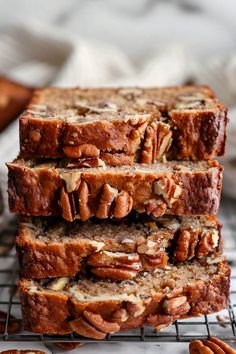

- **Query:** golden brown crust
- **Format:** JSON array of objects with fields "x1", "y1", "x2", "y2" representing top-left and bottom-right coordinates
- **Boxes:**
[
  {"x1": 19, "y1": 260, "x2": 230, "y2": 337},
  {"x1": 19, "y1": 86, "x2": 228, "y2": 162},
  {"x1": 7, "y1": 160, "x2": 223, "y2": 220},
  {"x1": 16, "y1": 216, "x2": 221, "y2": 279}
]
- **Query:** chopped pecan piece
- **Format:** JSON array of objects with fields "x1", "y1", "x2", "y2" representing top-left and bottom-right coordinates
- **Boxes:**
[
  {"x1": 146, "y1": 314, "x2": 174, "y2": 331},
  {"x1": 88, "y1": 250, "x2": 140, "y2": 267},
  {"x1": 166, "y1": 287, "x2": 184, "y2": 299},
  {"x1": 142, "y1": 252, "x2": 168, "y2": 267},
  {"x1": 60, "y1": 171, "x2": 81, "y2": 193},
  {"x1": 197, "y1": 230, "x2": 219, "y2": 257},
  {"x1": 95, "y1": 184, "x2": 118, "y2": 218},
  {"x1": 162, "y1": 295, "x2": 190, "y2": 316},
  {"x1": 153, "y1": 176, "x2": 182, "y2": 208},
  {"x1": 66, "y1": 157, "x2": 105, "y2": 169},
  {"x1": 144, "y1": 199, "x2": 167, "y2": 217},
  {"x1": 63, "y1": 143, "x2": 100, "y2": 158},
  {"x1": 69, "y1": 311, "x2": 120, "y2": 340},
  {"x1": 126, "y1": 300, "x2": 150, "y2": 317},
  {"x1": 141, "y1": 121, "x2": 172, "y2": 163},
  {"x1": 112, "y1": 308, "x2": 129, "y2": 323},
  {"x1": 88, "y1": 251, "x2": 141, "y2": 280},
  {"x1": 112, "y1": 191, "x2": 133, "y2": 218},
  {"x1": 47, "y1": 277, "x2": 69, "y2": 291},
  {"x1": 91, "y1": 267, "x2": 138, "y2": 281},
  {"x1": 189, "y1": 337, "x2": 236, "y2": 354}
]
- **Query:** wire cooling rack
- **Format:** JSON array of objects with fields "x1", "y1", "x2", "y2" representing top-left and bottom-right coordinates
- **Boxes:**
[{"x1": 0, "y1": 197, "x2": 236, "y2": 344}]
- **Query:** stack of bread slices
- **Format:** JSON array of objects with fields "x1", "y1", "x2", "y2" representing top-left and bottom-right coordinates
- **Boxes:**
[{"x1": 7, "y1": 86, "x2": 230, "y2": 338}]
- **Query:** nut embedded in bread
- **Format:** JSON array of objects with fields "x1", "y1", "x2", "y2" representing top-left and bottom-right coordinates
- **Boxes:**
[
  {"x1": 16, "y1": 215, "x2": 221, "y2": 279},
  {"x1": 19, "y1": 86, "x2": 228, "y2": 163},
  {"x1": 7, "y1": 159, "x2": 223, "y2": 221},
  {"x1": 19, "y1": 258, "x2": 230, "y2": 337}
]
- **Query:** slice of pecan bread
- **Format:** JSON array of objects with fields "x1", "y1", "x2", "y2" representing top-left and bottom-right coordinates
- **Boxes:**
[
  {"x1": 19, "y1": 258, "x2": 230, "y2": 337},
  {"x1": 17, "y1": 215, "x2": 221, "y2": 279},
  {"x1": 19, "y1": 86, "x2": 227, "y2": 164},
  {"x1": 7, "y1": 159, "x2": 223, "y2": 221}
]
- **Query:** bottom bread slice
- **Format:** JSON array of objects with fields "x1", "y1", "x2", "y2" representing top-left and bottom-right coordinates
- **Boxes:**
[{"x1": 19, "y1": 258, "x2": 230, "y2": 337}]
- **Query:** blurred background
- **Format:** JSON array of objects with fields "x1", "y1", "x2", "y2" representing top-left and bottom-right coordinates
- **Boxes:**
[{"x1": 0, "y1": 0, "x2": 236, "y2": 226}]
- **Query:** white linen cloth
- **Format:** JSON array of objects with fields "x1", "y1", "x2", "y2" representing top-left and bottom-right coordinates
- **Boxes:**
[{"x1": 0, "y1": 2, "x2": 236, "y2": 352}]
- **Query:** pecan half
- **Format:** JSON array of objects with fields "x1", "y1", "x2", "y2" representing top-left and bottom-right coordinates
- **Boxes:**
[
  {"x1": 142, "y1": 252, "x2": 168, "y2": 267},
  {"x1": 162, "y1": 296, "x2": 190, "y2": 316},
  {"x1": 174, "y1": 230, "x2": 199, "y2": 262},
  {"x1": 69, "y1": 311, "x2": 120, "y2": 340},
  {"x1": 59, "y1": 186, "x2": 75, "y2": 222},
  {"x1": 88, "y1": 251, "x2": 141, "y2": 280},
  {"x1": 95, "y1": 184, "x2": 118, "y2": 218},
  {"x1": 175, "y1": 228, "x2": 220, "y2": 262},
  {"x1": 83, "y1": 311, "x2": 120, "y2": 333},
  {"x1": 63, "y1": 143, "x2": 100, "y2": 159},
  {"x1": 69, "y1": 317, "x2": 106, "y2": 339},
  {"x1": 153, "y1": 177, "x2": 182, "y2": 208},
  {"x1": 141, "y1": 122, "x2": 172, "y2": 163},
  {"x1": 77, "y1": 180, "x2": 92, "y2": 221},
  {"x1": 112, "y1": 191, "x2": 133, "y2": 218},
  {"x1": 189, "y1": 337, "x2": 236, "y2": 354},
  {"x1": 92, "y1": 267, "x2": 138, "y2": 281}
]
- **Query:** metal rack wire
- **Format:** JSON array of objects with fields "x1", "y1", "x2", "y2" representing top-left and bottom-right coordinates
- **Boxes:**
[{"x1": 0, "y1": 197, "x2": 236, "y2": 344}]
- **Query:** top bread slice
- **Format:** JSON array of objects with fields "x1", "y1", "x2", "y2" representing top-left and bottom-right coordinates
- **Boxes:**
[{"x1": 19, "y1": 86, "x2": 227, "y2": 165}]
